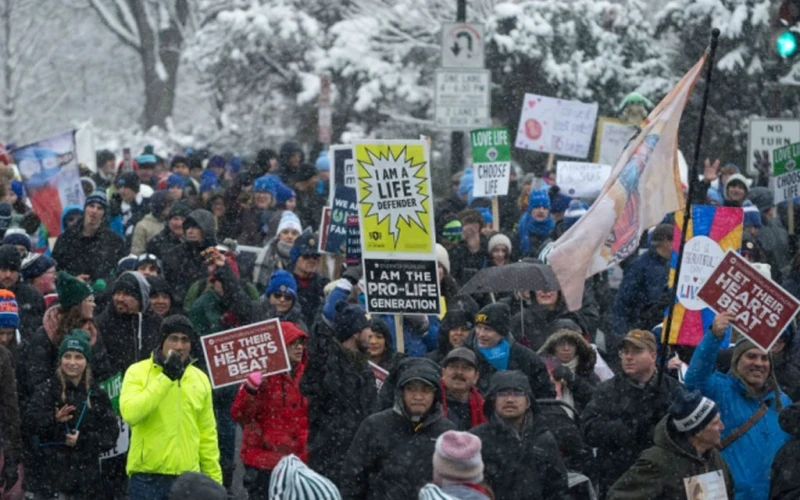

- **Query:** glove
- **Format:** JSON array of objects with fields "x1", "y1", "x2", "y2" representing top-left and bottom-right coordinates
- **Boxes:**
[
  {"x1": 342, "y1": 264, "x2": 363, "y2": 285},
  {"x1": 245, "y1": 372, "x2": 263, "y2": 394},
  {"x1": 162, "y1": 351, "x2": 185, "y2": 381},
  {"x1": 0, "y1": 455, "x2": 18, "y2": 493},
  {"x1": 551, "y1": 365, "x2": 576, "y2": 385}
]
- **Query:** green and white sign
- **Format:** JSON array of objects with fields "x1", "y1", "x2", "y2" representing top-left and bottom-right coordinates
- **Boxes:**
[
  {"x1": 772, "y1": 142, "x2": 800, "y2": 203},
  {"x1": 99, "y1": 372, "x2": 129, "y2": 460},
  {"x1": 470, "y1": 127, "x2": 511, "y2": 197}
]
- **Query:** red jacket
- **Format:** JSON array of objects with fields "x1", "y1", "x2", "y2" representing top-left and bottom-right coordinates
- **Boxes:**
[
  {"x1": 439, "y1": 380, "x2": 487, "y2": 429},
  {"x1": 231, "y1": 323, "x2": 308, "y2": 470}
]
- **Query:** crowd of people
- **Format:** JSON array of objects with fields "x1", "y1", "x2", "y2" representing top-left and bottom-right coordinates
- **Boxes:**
[{"x1": 0, "y1": 141, "x2": 797, "y2": 500}]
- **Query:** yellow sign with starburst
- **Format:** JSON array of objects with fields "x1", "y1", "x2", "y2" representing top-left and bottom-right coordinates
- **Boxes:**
[{"x1": 354, "y1": 141, "x2": 434, "y2": 255}]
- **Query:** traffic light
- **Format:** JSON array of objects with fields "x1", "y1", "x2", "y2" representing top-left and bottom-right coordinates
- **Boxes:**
[
  {"x1": 778, "y1": 30, "x2": 799, "y2": 58},
  {"x1": 776, "y1": 0, "x2": 800, "y2": 58}
]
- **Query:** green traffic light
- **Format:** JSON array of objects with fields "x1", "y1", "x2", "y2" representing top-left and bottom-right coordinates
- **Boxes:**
[{"x1": 777, "y1": 30, "x2": 798, "y2": 58}]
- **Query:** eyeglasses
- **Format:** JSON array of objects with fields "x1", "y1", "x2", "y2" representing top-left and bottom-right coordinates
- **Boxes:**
[
  {"x1": 271, "y1": 292, "x2": 293, "y2": 301},
  {"x1": 497, "y1": 389, "x2": 526, "y2": 398}
]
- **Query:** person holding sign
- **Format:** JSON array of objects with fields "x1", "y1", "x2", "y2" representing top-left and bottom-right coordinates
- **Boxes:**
[
  {"x1": 24, "y1": 330, "x2": 118, "y2": 500},
  {"x1": 608, "y1": 390, "x2": 734, "y2": 500},
  {"x1": 231, "y1": 321, "x2": 309, "y2": 500},
  {"x1": 121, "y1": 315, "x2": 222, "y2": 498},
  {"x1": 685, "y1": 312, "x2": 791, "y2": 500}
]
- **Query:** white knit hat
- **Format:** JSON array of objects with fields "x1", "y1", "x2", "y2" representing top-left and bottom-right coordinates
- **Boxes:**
[
  {"x1": 277, "y1": 211, "x2": 303, "y2": 235},
  {"x1": 436, "y1": 243, "x2": 451, "y2": 274},
  {"x1": 432, "y1": 431, "x2": 484, "y2": 485},
  {"x1": 268, "y1": 454, "x2": 341, "y2": 499},
  {"x1": 487, "y1": 233, "x2": 512, "y2": 254}
]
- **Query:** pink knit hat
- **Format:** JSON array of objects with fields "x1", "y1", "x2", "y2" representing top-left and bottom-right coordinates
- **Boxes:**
[{"x1": 432, "y1": 431, "x2": 484, "y2": 485}]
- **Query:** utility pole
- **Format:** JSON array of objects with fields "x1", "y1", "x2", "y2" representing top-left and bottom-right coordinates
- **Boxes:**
[{"x1": 450, "y1": 0, "x2": 467, "y2": 175}]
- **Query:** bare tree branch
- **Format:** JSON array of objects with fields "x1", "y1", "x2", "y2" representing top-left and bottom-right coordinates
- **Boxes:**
[{"x1": 88, "y1": 0, "x2": 140, "y2": 49}]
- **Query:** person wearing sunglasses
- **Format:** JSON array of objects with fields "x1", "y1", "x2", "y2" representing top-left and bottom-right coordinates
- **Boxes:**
[{"x1": 255, "y1": 270, "x2": 307, "y2": 332}]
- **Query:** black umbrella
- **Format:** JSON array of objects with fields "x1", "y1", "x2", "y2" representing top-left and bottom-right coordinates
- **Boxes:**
[{"x1": 457, "y1": 261, "x2": 560, "y2": 296}]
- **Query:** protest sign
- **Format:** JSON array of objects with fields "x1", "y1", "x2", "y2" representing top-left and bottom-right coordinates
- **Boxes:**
[
  {"x1": 364, "y1": 259, "x2": 440, "y2": 314},
  {"x1": 201, "y1": 319, "x2": 291, "y2": 389},
  {"x1": 555, "y1": 162, "x2": 612, "y2": 198},
  {"x1": 593, "y1": 117, "x2": 636, "y2": 166},
  {"x1": 515, "y1": 94, "x2": 598, "y2": 159},
  {"x1": 748, "y1": 119, "x2": 800, "y2": 176},
  {"x1": 663, "y1": 206, "x2": 743, "y2": 347},
  {"x1": 13, "y1": 130, "x2": 84, "y2": 237},
  {"x1": 325, "y1": 186, "x2": 357, "y2": 254},
  {"x1": 369, "y1": 361, "x2": 389, "y2": 391},
  {"x1": 99, "y1": 373, "x2": 129, "y2": 460},
  {"x1": 470, "y1": 127, "x2": 511, "y2": 197},
  {"x1": 318, "y1": 207, "x2": 332, "y2": 253},
  {"x1": 345, "y1": 215, "x2": 361, "y2": 266},
  {"x1": 684, "y1": 471, "x2": 729, "y2": 500},
  {"x1": 771, "y1": 142, "x2": 800, "y2": 204},
  {"x1": 328, "y1": 145, "x2": 356, "y2": 205},
  {"x1": 697, "y1": 250, "x2": 800, "y2": 352}
]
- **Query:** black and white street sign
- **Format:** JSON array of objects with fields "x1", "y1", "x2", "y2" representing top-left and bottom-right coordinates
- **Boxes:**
[{"x1": 441, "y1": 23, "x2": 485, "y2": 69}]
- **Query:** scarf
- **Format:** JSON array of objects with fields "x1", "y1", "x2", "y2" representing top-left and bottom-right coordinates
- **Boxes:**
[
  {"x1": 564, "y1": 357, "x2": 579, "y2": 373},
  {"x1": 277, "y1": 239, "x2": 294, "y2": 258},
  {"x1": 478, "y1": 338, "x2": 510, "y2": 371},
  {"x1": 516, "y1": 213, "x2": 555, "y2": 255}
]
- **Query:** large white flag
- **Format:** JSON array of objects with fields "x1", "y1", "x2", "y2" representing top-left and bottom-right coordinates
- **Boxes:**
[{"x1": 549, "y1": 55, "x2": 708, "y2": 310}]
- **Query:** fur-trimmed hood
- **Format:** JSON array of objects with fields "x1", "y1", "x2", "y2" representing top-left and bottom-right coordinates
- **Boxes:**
[{"x1": 538, "y1": 328, "x2": 596, "y2": 376}]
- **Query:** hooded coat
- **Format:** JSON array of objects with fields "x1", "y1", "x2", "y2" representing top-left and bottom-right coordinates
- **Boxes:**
[
  {"x1": 230, "y1": 325, "x2": 309, "y2": 471},
  {"x1": 771, "y1": 402, "x2": 800, "y2": 499},
  {"x1": 24, "y1": 373, "x2": 118, "y2": 497},
  {"x1": 300, "y1": 319, "x2": 377, "y2": 487},
  {"x1": 608, "y1": 416, "x2": 735, "y2": 500},
  {"x1": 95, "y1": 272, "x2": 162, "y2": 376},
  {"x1": 145, "y1": 225, "x2": 183, "y2": 260},
  {"x1": 162, "y1": 209, "x2": 217, "y2": 306},
  {"x1": 581, "y1": 368, "x2": 681, "y2": 497},
  {"x1": 51, "y1": 218, "x2": 127, "y2": 282},
  {"x1": 686, "y1": 332, "x2": 791, "y2": 500},
  {"x1": 471, "y1": 371, "x2": 569, "y2": 500},
  {"x1": 339, "y1": 361, "x2": 456, "y2": 500},
  {"x1": 537, "y1": 329, "x2": 600, "y2": 414},
  {"x1": 427, "y1": 309, "x2": 474, "y2": 365}
]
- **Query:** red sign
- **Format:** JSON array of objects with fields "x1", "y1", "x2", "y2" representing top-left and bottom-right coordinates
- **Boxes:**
[
  {"x1": 697, "y1": 250, "x2": 800, "y2": 352},
  {"x1": 318, "y1": 207, "x2": 332, "y2": 253},
  {"x1": 200, "y1": 319, "x2": 291, "y2": 389},
  {"x1": 369, "y1": 361, "x2": 389, "y2": 391}
]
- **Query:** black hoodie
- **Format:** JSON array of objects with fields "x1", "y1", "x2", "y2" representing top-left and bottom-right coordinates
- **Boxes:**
[
  {"x1": 162, "y1": 209, "x2": 217, "y2": 306},
  {"x1": 471, "y1": 371, "x2": 569, "y2": 500}
]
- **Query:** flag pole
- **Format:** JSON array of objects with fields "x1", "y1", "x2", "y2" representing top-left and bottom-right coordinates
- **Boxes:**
[{"x1": 657, "y1": 28, "x2": 721, "y2": 386}]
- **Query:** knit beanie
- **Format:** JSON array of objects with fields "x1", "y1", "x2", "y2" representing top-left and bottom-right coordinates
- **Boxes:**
[
  {"x1": 21, "y1": 253, "x2": 55, "y2": 281},
  {"x1": 112, "y1": 272, "x2": 144, "y2": 306},
  {"x1": 116, "y1": 254, "x2": 139, "y2": 274},
  {"x1": 84, "y1": 190, "x2": 108, "y2": 210},
  {"x1": 436, "y1": 244, "x2": 451, "y2": 274},
  {"x1": 290, "y1": 232, "x2": 320, "y2": 267},
  {"x1": 333, "y1": 301, "x2": 370, "y2": 342},
  {"x1": 199, "y1": 170, "x2": 220, "y2": 194},
  {"x1": 563, "y1": 200, "x2": 588, "y2": 229},
  {"x1": 457, "y1": 170, "x2": 474, "y2": 198},
  {"x1": 441, "y1": 219, "x2": 462, "y2": 242},
  {"x1": 433, "y1": 431, "x2": 484, "y2": 485},
  {"x1": 743, "y1": 201, "x2": 762, "y2": 228},
  {"x1": 268, "y1": 454, "x2": 342, "y2": 500},
  {"x1": 0, "y1": 290, "x2": 19, "y2": 329},
  {"x1": 527, "y1": 189, "x2": 551, "y2": 211},
  {"x1": 116, "y1": 171, "x2": 141, "y2": 192},
  {"x1": 58, "y1": 329, "x2": 92, "y2": 363},
  {"x1": 487, "y1": 233, "x2": 512, "y2": 255},
  {"x1": 166, "y1": 173, "x2": 186, "y2": 189},
  {"x1": 56, "y1": 271, "x2": 93, "y2": 309},
  {"x1": 170, "y1": 200, "x2": 192, "y2": 219},
  {"x1": 729, "y1": 336, "x2": 783, "y2": 409},
  {"x1": 277, "y1": 211, "x2": 303, "y2": 235},
  {"x1": 2, "y1": 228, "x2": 31, "y2": 251},
  {"x1": 550, "y1": 193, "x2": 572, "y2": 214},
  {"x1": 0, "y1": 245, "x2": 21, "y2": 271},
  {"x1": 275, "y1": 182, "x2": 296, "y2": 205},
  {"x1": 477, "y1": 208, "x2": 492, "y2": 225},
  {"x1": 160, "y1": 314, "x2": 196, "y2": 347},
  {"x1": 253, "y1": 174, "x2": 278, "y2": 195},
  {"x1": 474, "y1": 303, "x2": 510, "y2": 337},
  {"x1": 668, "y1": 390, "x2": 718, "y2": 436},
  {"x1": 208, "y1": 155, "x2": 226, "y2": 170},
  {"x1": 265, "y1": 270, "x2": 298, "y2": 300},
  {"x1": 725, "y1": 174, "x2": 749, "y2": 198},
  {"x1": 748, "y1": 187, "x2": 774, "y2": 212}
]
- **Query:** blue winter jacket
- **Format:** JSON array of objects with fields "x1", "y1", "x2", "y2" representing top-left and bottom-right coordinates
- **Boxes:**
[
  {"x1": 612, "y1": 249, "x2": 669, "y2": 335},
  {"x1": 685, "y1": 331, "x2": 791, "y2": 500}
]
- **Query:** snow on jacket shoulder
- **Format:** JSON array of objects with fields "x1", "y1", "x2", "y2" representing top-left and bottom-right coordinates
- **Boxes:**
[
  {"x1": 120, "y1": 355, "x2": 222, "y2": 483},
  {"x1": 686, "y1": 331, "x2": 791, "y2": 500}
]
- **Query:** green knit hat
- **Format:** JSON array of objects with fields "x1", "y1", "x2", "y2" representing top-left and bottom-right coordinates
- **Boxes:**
[
  {"x1": 56, "y1": 271, "x2": 93, "y2": 309},
  {"x1": 58, "y1": 329, "x2": 92, "y2": 363}
]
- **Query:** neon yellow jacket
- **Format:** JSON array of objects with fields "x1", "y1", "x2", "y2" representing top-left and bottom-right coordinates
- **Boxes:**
[{"x1": 120, "y1": 355, "x2": 222, "y2": 483}]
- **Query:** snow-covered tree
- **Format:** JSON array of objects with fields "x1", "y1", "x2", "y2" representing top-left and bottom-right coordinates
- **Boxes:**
[{"x1": 656, "y1": 0, "x2": 799, "y2": 168}]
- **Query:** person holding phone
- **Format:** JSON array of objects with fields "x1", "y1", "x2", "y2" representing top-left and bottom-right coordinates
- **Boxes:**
[{"x1": 120, "y1": 315, "x2": 221, "y2": 500}]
